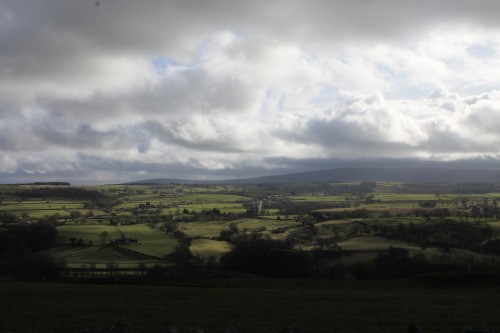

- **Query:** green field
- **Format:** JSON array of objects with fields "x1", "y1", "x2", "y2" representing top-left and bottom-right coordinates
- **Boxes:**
[
  {"x1": 289, "y1": 195, "x2": 351, "y2": 201},
  {"x1": 190, "y1": 239, "x2": 234, "y2": 259},
  {"x1": 51, "y1": 224, "x2": 178, "y2": 267},
  {"x1": 178, "y1": 218, "x2": 297, "y2": 238}
]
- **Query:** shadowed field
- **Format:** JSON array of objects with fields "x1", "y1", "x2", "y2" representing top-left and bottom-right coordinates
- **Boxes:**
[{"x1": 2, "y1": 278, "x2": 500, "y2": 333}]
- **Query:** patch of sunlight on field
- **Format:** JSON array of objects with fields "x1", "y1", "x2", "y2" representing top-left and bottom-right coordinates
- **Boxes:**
[
  {"x1": 19, "y1": 210, "x2": 70, "y2": 218},
  {"x1": 374, "y1": 194, "x2": 438, "y2": 201},
  {"x1": 177, "y1": 202, "x2": 247, "y2": 214},
  {"x1": 179, "y1": 219, "x2": 298, "y2": 238},
  {"x1": 117, "y1": 224, "x2": 178, "y2": 258},
  {"x1": 235, "y1": 218, "x2": 298, "y2": 232},
  {"x1": 114, "y1": 202, "x2": 141, "y2": 209},
  {"x1": 174, "y1": 194, "x2": 251, "y2": 202},
  {"x1": 487, "y1": 221, "x2": 500, "y2": 231},
  {"x1": 316, "y1": 220, "x2": 353, "y2": 227},
  {"x1": 448, "y1": 193, "x2": 500, "y2": 198},
  {"x1": 123, "y1": 193, "x2": 165, "y2": 202},
  {"x1": 179, "y1": 221, "x2": 229, "y2": 238},
  {"x1": 190, "y1": 239, "x2": 234, "y2": 260},
  {"x1": 338, "y1": 235, "x2": 421, "y2": 251},
  {"x1": 359, "y1": 202, "x2": 420, "y2": 209},
  {"x1": 56, "y1": 225, "x2": 122, "y2": 244},
  {"x1": 289, "y1": 195, "x2": 348, "y2": 202}
]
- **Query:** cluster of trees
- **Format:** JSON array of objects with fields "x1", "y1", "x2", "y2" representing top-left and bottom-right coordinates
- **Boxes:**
[
  {"x1": 220, "y1": 234, "x2": 313, "y2": 278},
  {"x1": 7, "y1": 187, "x2": 122, "y2": 209},
  {"x1": 18, "y1": 187, "x2": 104, "y2": 200},
  {"x1": 0, "y1": 220, "x2": 59, "y2": 278},
  {"x1": 376, "y1": 220, "x2": 494, "y2": 253},
  {"x1": 333, "y1": 246, "x2": 500, "y2": 280},
  {"x1": 219, "y1": 237, "x2": 500, "y2": 279}
]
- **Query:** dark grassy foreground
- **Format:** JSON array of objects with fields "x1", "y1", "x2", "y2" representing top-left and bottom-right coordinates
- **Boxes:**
[{"x1": 2, "y1": 276, "x2": 500, "y2": 333}]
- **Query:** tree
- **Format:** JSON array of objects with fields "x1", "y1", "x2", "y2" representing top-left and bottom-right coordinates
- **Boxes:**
[
  {"x1": 99, "y1": 231, "x2": 109, "y2": 245},
  {"x1": 69, "y1": 210, "x2": 82, "y2": 220},
  {"x1": 168, "y1": 243, "x2": 194, "y2": 270}
]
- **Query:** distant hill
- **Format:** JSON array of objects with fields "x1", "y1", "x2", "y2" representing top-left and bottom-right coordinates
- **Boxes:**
[{"x1": 122, "y1": 167, "x2": 500, "y2": 185}]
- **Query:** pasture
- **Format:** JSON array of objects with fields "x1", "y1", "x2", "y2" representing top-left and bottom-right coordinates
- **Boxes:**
[
  {"x1": 51, "y1": 224, "x2": 179, "y2": 268},
  {"x1": 190, "y1": 239, "x2": 234, "y2": 260},
  {"x1": 177, "y1": 218, "x2": 297, "y2": 239}
]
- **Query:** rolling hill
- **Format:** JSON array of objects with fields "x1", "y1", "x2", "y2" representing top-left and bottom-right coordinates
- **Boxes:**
[{"x1": 123, "y1": 167, "x2": 500, "y2": 185}]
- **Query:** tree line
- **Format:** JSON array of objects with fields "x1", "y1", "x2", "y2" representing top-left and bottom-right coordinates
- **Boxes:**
[{"x1": 0, "y1": 218, "x2": 59, "y2": 278}]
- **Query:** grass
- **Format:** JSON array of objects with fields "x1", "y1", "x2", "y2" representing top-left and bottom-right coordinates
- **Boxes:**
[
  {"x1": 43, "y1": 246, "x2": 167, "y2": 268},
  {"x1": 373, "y1": 194, "x2": 440, "y2": 201},
  {"x1": 117, "y1": 224, "x2": 179, "y2": 258},
  {"x1": 56, "y1": 225, "x2": 122, "y2": 244},
  {"x1": 337, "y1": 235, "x2": 422, "y2": 252},
  {"x1": 178, "y1": 219, "x2": 298, "y2": 239},
  {"x1": 178, "y1": 203, "x2": 245, "y2": 210},
  {"x1": 2, "y1": 278, "x2": 500, "y2": 333},
  {"x1": 289, "y1": 195, "x2": 350, "y2": 202},
  {"x1": 235, "y1": 218, "x2": 297, "y2": 232},
  {"x1": 51, "y1": 224, "x2": 179, "y2": 266},
  {"x1": 173, "y1": 193, "x2": 251, "y2": 202},
  {"x1": 189, "y1": 239, "x2": 234, "y2": 260},
  {"x1": 179, "y1": 220, "x2": 231, "y2": 238}
]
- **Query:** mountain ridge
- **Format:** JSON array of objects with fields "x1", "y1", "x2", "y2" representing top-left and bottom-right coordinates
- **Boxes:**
[{"x1": 121, "y1": 167, "x2": 500, "y2": 185}]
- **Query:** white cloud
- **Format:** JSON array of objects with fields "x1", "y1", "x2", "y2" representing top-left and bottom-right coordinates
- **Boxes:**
[{"x1": 3, "y1": 1, "x2": 500, "y2": 183}]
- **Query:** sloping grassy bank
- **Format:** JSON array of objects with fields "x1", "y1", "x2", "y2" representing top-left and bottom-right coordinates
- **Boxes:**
[{"x1": 1, "y1": 277, "x2": 500, "y2": 333}]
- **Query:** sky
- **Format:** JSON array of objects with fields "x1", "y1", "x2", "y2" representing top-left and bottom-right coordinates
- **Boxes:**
[{"x1": 2, "y1": 1, "x2": 500, "y2": 184}]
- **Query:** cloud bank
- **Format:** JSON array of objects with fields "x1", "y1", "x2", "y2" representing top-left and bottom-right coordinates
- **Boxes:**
[{"x1": 2, "y1": 0, "x2": 500, "y2": 183}]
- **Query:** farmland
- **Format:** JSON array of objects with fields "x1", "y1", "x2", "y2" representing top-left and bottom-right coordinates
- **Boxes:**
[{"x1": 2, "y1": 181, "x2": 500, "y2": 277}]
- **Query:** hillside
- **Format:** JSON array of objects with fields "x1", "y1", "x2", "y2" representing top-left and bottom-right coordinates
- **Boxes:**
[{"x1": 123, "y1": 167, "x2": 500, "y2": 185}]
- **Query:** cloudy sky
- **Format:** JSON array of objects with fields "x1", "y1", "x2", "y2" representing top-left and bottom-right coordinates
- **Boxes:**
[{"x1": 2, "y1": 0, "x2": 500, "y2": 184}]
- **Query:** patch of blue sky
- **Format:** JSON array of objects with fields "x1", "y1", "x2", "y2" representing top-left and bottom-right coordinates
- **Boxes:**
[
  {"x1": 456, "y1": 84, "x2": 496, "y2": 97},
  {"x1": 376, "y1": 62, "x2": 398, "y2": 76},
  {"x1": 261, "y1": 90, "x2": 286, "y2": 113},
  {"x1": 384, "y1": 86, "x2": 431, "y2": 101},
  {"x1": 152, "y1": 56, "x2": 181, "y2": 76},
  {"x1": 374, "y1": 64, "x2": 431, "y2": 100},
  {"x1": 468, "y1": 44, "x2": 497, "y2": 58},
  {"x1": 277, "y1": 94, "x2": 286, "y2": 112},
  {"x1": 311, "y1": 86, "x2": 339, "y2": 107}
]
